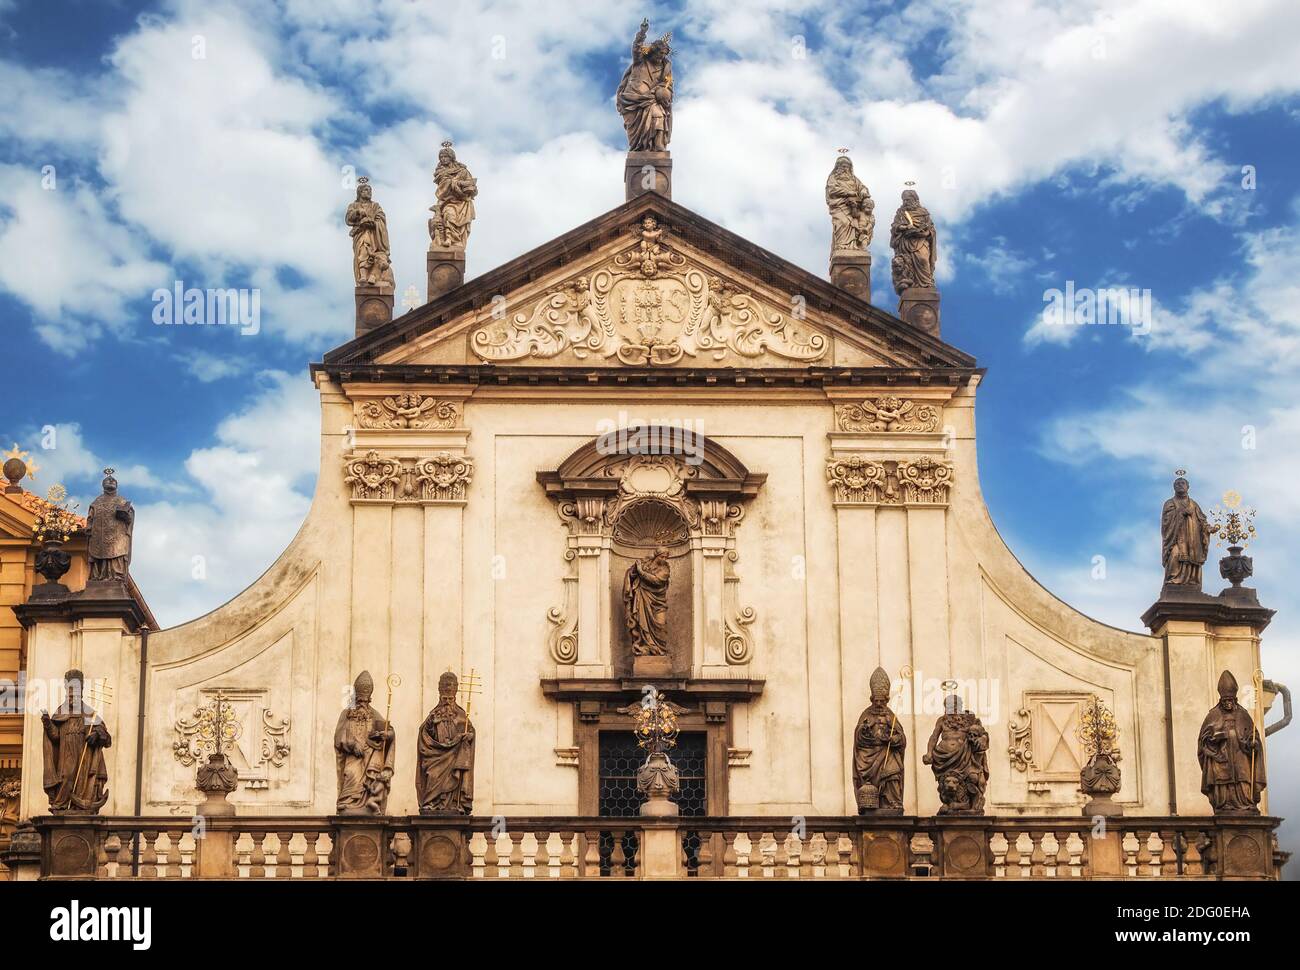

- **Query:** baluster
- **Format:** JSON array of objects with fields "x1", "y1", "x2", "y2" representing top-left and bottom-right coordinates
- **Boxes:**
[
  {"x1": 722, "y1": 832, "x2": 739, "y2": 878},
  {"x1": 807, "y1": 832, "x2": 827, "y2": 879},
  {"x1": 287, "y1": 832, "x2": 306, "y2": 879},
  {"x1": 508, "y1": 832, "x2": 526, "y2": 878},
  {"x1": 1183, "y1": 830, "x2": 1204, "y2": 876},
  {"x1": 1122, "y1": 830, "x2": 1140, "y2": 877},
  {"x1": 1147, "y1": 831, "x2": 1166, "y2": 878},
  {"x1": 313, "y1": 832, "x2": 331, "y2": 878},
  {"x1": 581, "y1": 830, "x2": 600, "y2": 878},
  {"x1": 1006, "y1": 831, "x2": 1023, "y2": 878},
  {"x1": 275, "y1": 830, "x2": 293, "y2": 879},
  {"x1": 557, "y1": 832, "x2": 576, "y2": 878},
  {"x1": 468, "y1": 831, "x2": 487, "y2": 878},
  {"x1": 154, "y1": 832, "x2": 173, "y2": 878},
  {"x1": 525, "y1": 831, "x2": 544, "y2": 878},
  {"x1": 177, "y1": 831, "x2": 197, "y2": 878},
  {"x1": 610, "y1": 830, "x2": 628, "y2": 879},
  {"x1": 909, "y1": 832, "x2": 936, "y2": 877},
  {"x1": 990, "y1": 831, "x2": 1010, "y2": 878},
  {"x1": 695, "y1": 830, "x2": 714, "y2": 878},
  {"x1": 540, "y1": 832, "x2": 559, "y2": 878},
  {"x1": 1041, "y1": 831, "x2": 1061, "y2": 878},
  {"x1": 235, "y1": 831, "x2": 254, "y2": 878},
  {"x1": 1066, "y1": 831, "x2": 1085, "y2": 878},
  {"x1": 102, "y1": 833, "x2": 122, "y2": 878},
  {"x1": 139, "y1": 830, "x2": 158, "y2": 878},
  {"x1": 483, "y1": 830, "x2": 500, "y2": 878},
  {"x1": 759, "y1": 831, "x2": 777, "y2": 878},
  {"x1": 785, "y1": 831, "x2": 802, "y2": 879},
  {"x1": 495, "y1": 831, "x2": 513, "y2": 878},
  {"x1": 1025, "y1": 831, "x2": 1043, "y2": 878}
]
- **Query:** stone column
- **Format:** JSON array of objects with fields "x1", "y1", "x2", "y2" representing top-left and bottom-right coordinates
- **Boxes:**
[
  {"x1": 428, "y1": 249, "x2": 466, "y2": 303},
  {"x1": 625, "y1": 151, "x2": 672, "y2": 200}
]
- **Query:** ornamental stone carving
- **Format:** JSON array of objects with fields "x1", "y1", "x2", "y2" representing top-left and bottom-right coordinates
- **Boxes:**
[
  {"x1": 471, "y1": 217, "x2": 828, "y2": 367},
  {"x1": 344, "y1": 451, "x2": 474, "y2": 504},
  {"x1": 173, "y1": 690, "x2": 291, "y2": 792},
  {"x1": 826, "y1": 456, "x2": 953, "y2": 506},
  {"x1": 416, "y1": 453, "x2": 474, "y2": 502},
  {"x1": 355, "y1": 395, "x2": 461, "y2": 430},
  {"x1": 835, "y1": 396, "x2": 941, "y2": 433}
]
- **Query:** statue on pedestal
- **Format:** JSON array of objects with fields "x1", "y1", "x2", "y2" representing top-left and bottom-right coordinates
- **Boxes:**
[
  {"x1": 623, "y1": 546, "x2": 671, "y2": 656},
  {"x1": 853, "y1": 667, "x2": 906, "y2": 814},
  {"x1": 345, "y1": 177, "x2": 394, "y2": 289},
  {"x1": 826, "y1": 155, "x2": 875, "y2": 256},
  {"x1": 1197, "y1": 670, "x2": 1265, "y2": 815},
  {"x1": 429, "y1": 142, "x2": 478, "y2": 251},
  {"x1": 41, "y1": 670, "x2": 111, "y2": 815},
  {"x1": 417, "y1": 672, "x2": 475, "y2": 815},
  {"x1": 616, "y1": 19, "x2": 673, "y2": 152},
  {"x1": 1161, "y1": 475, "x2": 1210, "y2": 590},
  {"x1": 890, "y1": 189, "x2": 937, "y2": 293},
  {"x1": 86, "y1": 468, "x2": 133, "y2": 583},
  {"x1": 923, "y1": 693, "x2": 989, "y2": 815},
  {"x1": 335, "y1": 671, "x2": 395, "y2": 815}
]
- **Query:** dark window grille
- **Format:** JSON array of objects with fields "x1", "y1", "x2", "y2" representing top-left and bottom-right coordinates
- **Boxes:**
[{"x1": 597, "y1": 730, "x2": 707, "y2": 875}]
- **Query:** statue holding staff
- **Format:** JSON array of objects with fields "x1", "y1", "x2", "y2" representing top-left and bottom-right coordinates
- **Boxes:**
[
  {"x1": 41, "y1": 670, "x2": 111, "y2": 815},
  {"x1": 416, "y1": 672, "x2": 475, "y2": 815},
  {"x1": 616, "y1": 18, "x2": 674, "y2": 152},
  {"x1": 334, "y1": 671, "x2": 395, "y2": 815}
]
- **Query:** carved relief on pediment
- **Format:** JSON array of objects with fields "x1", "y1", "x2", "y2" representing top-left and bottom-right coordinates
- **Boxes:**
[{"x1": 469, "y1": 217, "x2": 829, "y2": 367}]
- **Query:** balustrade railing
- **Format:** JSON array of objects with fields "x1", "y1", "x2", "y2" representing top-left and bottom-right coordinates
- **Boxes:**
[{"x1": 14, "y1": 813, "x2": 1281, "y2": 881}]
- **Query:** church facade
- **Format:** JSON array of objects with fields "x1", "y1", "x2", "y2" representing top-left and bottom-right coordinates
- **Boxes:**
[{"x1": 5, "y1": 22, "x2": 1287, "y2": 881}]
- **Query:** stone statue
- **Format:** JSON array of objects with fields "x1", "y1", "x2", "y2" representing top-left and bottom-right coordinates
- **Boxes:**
[
  {"x1": 826, "y1": 156, "x2": 875, "y2": 256},
  {"x1": 40, "y1": 670, "x2": 111, "y2": 815},
  {"x1": 923, "y1": 693, "x2": 989, "y2": 815},
  {"x1": 416, "y1": 672, "x2": 475, "y2": 815},
  {"x1": 1197, "y1": 670, "x2": 1265, "y2": 815},
  {"x1": 345, "y1": 177, "x2": 394, "y2": 288},
  {"x1": 623, "y1": 546, "x2": 671, "y2": 656},
  {"x1": 616, "y1": 18, "x2": 673, "y2": 152},
  {"x1": 853, "y1": 666, "x2": 905, "y2": 814},
  {"x1": 1161, "y1": 475, "x2": 1211, "y2": 589},
  {"x1": 86, "y1": 468, "x2": 133, "y2": 583},
  {"x1": 334, "y1": 671, "x2": 395, "y2": 815},
  {"x1": 889, "y1": 188, "x2": 937, "y2": 293},
  {"x1": 429, "y1": 142, "x2": 478, "y2": 251}
]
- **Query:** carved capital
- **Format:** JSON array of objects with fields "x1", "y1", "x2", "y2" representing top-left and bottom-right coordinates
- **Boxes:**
[
  {"x1": 415, "y1": 452, "x2": 474, "y2": 502},
  {"x1": 826, "y1": 455, "x2": 953, "y2": 507},
  {"x1": 345, "y1": 450, "x2": 402, "y2": 501}
]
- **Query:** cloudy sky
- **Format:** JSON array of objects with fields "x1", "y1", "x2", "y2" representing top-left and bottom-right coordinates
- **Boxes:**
[{"x1": 2, "y1": 0, "x2": 1298, "y2": 854}]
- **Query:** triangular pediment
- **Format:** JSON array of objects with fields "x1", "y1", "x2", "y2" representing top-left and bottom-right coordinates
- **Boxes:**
[{"x1": 322, "y1": 194, "x2": 975, "y2": 373}]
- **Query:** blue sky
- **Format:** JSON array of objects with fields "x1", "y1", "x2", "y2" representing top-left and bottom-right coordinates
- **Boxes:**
[{"x1": 3, "y1": 0, "x2": 1299, "y2": 848}]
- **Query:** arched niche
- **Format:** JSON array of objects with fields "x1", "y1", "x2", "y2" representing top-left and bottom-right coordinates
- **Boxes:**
[{"x1": 537, "y1": 428, "x2": 766, "y2": 679}]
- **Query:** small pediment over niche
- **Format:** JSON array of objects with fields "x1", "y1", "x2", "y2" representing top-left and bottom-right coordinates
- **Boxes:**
[{"x1": 327, "y1": 194, "x2": 974, "y2": 373}]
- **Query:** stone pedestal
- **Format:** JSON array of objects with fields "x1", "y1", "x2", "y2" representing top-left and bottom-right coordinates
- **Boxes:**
[
  {"x1": 354, "y1": 284, "x2": 394, "y2": 336},
  {"x1": 625, "y1": 151, "x2": 672, "y2": 200},
  {"x1": 427, "y1": 249, "x2": 466, "y2": 303},
  {"x1": 1082, "y1": 792, "x2": 1123, "y2": 817},
  {"x1": 638, "y1": 820, "x2": 681, "y2": 878},
  {"x1": 632, "y1": 654, "x2": 673, "y2": 679},
  {"x1": 332, "y1": 817, "x2": 387, "y2": 879},
  {"x1": 898, "y1": 286, "x2": 940, "y2": 337},
  {"x1": 830, "y1": 251, "x2": 871, "y2": 303}
]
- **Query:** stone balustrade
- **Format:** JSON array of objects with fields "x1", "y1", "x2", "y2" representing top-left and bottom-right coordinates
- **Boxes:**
[{"x1": 12, "y1": 814, "x2": 1283, "y2": 881}]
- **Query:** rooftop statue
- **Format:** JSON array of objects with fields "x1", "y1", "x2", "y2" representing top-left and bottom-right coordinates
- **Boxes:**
[
  {"x1": 86, "y1": 468, "x2": 133, "y2": 583},
  {"x1": 616, "y1": 18, "x2": 674, "y2": 152},
  {"x1": 890, "y1": 188, "x2": 937, "y2": 293},
  {"x1": 429, "y1": 141, "x2": 478, "y2": 251},
  {"x1": 1161, "y1": 475, "x2": 1210, "y2": 590},
  {"x1": 345, "y1": 177, "x2": 394, "y2": 289},
  {"x1": 826, "y1": 156, "x2": 875, "y2": 256}
]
